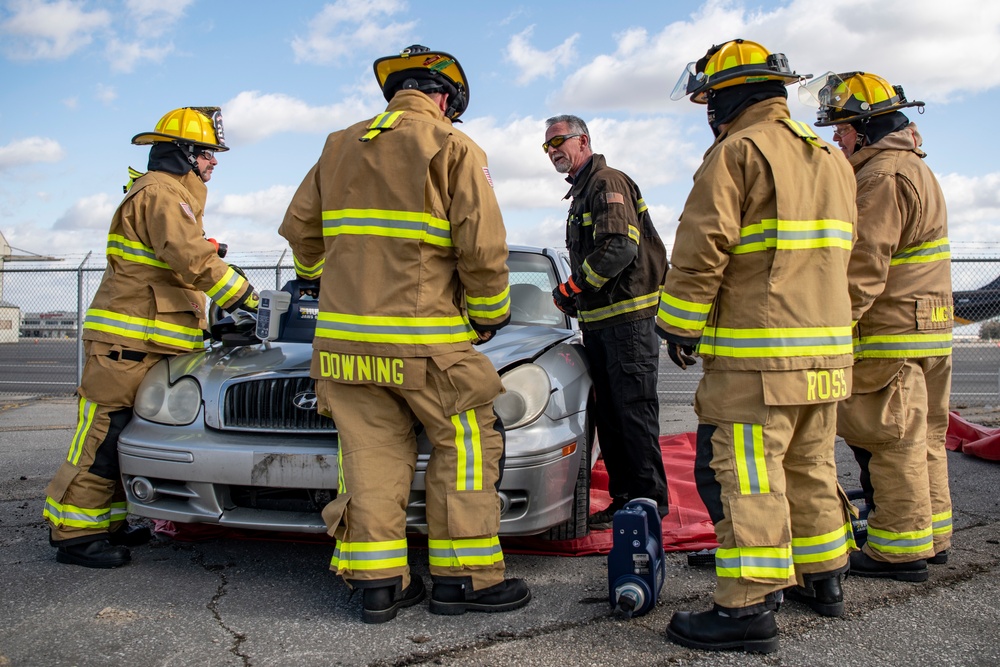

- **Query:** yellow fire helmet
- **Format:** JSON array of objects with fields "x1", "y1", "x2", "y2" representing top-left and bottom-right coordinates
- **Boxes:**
[
  {"x1": 799, "y1": 71, "x2": 924, "y2": 126},
  {"x1": 373, "y1": 45, "x2": 469, "y2": 120},
  {"x1": 131, "y1": 106, "x2": 229, "y2": 151},
  {"x1": 671, "y1": 39, "x2": 803, "y2": 103}
]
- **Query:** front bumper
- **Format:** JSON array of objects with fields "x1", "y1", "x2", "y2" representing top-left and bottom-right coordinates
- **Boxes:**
[{"x1": 119, "y1": 408, "x2": 587, "y2": 536}]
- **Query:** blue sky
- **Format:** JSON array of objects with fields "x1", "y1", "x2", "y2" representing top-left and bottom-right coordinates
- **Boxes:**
[{"x1": 2, "y1": 0, "x2": 999, "y2": 289}]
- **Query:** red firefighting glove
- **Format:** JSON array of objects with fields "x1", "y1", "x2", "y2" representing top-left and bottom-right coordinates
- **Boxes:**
[{"x1": 552, "y1": 277, "x2": 582, "y2": 317}]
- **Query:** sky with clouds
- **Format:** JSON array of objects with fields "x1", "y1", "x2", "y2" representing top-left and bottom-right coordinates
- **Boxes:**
[{"x1": 3, "y1": 0, "x2": 1000, "y2": 287}]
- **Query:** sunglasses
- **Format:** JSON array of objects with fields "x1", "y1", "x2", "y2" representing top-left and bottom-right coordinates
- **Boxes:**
[
  {"x1": 198, "y1": 150, "x2": 216, "y2": 161},
  {"x1": 542, "y1": 134, "x2": 581, "y2": 153}
]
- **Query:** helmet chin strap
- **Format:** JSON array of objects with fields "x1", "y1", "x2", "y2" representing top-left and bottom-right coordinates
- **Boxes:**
[{"x1": 179, "y1": 143, "x2": 203, "y2": 178}]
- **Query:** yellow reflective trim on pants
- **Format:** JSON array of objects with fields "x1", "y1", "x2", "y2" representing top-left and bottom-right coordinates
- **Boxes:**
[
  {"x1": 791, "y1": 522, "x2": 853, "y2": 564},
  {"x1": 715, "y1": 546, "x2": 793, "y2": 579},
  {"x1": 428, "y1": 536, "x2": 504, "y2": 568},
  {"x1": 452, "y1": 409, "x2": 483, "y2": 491},
  {"x1": 734, "y1": 423, "x2": 769, "y2": 495},
  {"x1": 932, "y1": 510, "x2": 952, "y2": 536},
  {"x1": 656, "y1": 291, "x2": 712, "y2": 331},
  {"x1": 866, "y1": 525, "x2": 934, "y2": 555},
  {"x1": 330, "y1": 538, "x2": 409, "y2": 570},
  {"x1": 68, "y1": 397, "x2": 97, "y2": 465},
  {"x1": 42, "y1": 499, "x2": 127, "y2": 529}
]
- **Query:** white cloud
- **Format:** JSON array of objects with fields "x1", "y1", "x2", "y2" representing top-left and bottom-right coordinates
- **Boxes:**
[
  {"x1": 504, "y1": 26, "x2": 579, "y2": 85},
  {"x1": 95, "y1": 83, "x2": 117, "y2": 105},
  {"x1": 0, "y1": 137, "x2": 66, "y2": 170},
  {"x1": 52, "y1": 193, "x2": 117, "y2": 231},
  {"x1": 939, "y1": 172, "x2": 1000, "y2": 244},
  {"x1": 0, "y1": 0, "x2": 110, "y2": 60},
  {"x1": 125, "y1": 0, "x2": 193, "y2": 27},
  {"x1": 210, "y1": 185, "x2": 297, "y2": 226},
  {"x1": 291, "y1": 0, "x2": 416, "y2": 65},
  {"x1": 550, "y1": 0, "x2": 1000, "y2": 112},
  {"x1": 105, "y1": 38, "x2": 174, "y2": 73},
  {"x1": 222, "y1": 91, "x2": 378, "y2": 144}
]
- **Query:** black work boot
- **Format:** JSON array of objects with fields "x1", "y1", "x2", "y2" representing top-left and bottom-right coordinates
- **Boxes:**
[
  {"x1": 108, "y1": 523, "x2": 153, "y2": 547},
  {"x1": 361, "y1": 576, "x2": 426, "y2": 624},
  {"x1": 927, "y1": 550, "x2": 948, "y2": 565},
  {"x1": 588, "y1": 501, "x2": 626, "y2": 531},
  {"x1": 55, "y1": 539, "x2": 131, "y2": 568},
  {"x1": 665, "y1": 608, "x2": 779, "y2": 654},
  {"x1": 429, "y1": 578, "x2": 531, "y2": 615},
  {"x1": 784, "y1": 574, "x2": 844, "y2": 617},
  {"x1": 850, "y1": 550, "x2": 928, "y2": 582}
]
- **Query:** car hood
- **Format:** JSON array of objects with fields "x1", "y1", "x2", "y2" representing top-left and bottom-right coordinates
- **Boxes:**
[{"x1": 167, "y1": 324, "x2": 578, "y2": 382}]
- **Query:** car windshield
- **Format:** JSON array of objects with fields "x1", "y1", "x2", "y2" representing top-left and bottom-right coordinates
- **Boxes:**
[{"x1": 507, "y1": 251, "x2": 565, "y2": 326}]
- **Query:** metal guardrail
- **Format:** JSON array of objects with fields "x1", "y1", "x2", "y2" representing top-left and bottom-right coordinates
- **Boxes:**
[{"x1": 2, "y1": 255, "x2": 999, "y2": 406}]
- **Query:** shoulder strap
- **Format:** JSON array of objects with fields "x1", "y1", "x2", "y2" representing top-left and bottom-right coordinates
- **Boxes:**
[
  {"x1": 360, "y1": 111, "x2": 406, "y2": 143},
  {"x1": 779, "y1": 118, "x2": 829, "y2": 152}
]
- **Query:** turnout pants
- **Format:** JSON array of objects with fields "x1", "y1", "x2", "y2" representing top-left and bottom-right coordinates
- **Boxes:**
[
  {"x1": 582, "y1": 318, "x2": 668, "y2": 507},
  {"x1": 694, "y1": 369, "x2": 854, "y2": 615},
  {"x1": 316, "y1": 350, "x2": 507, "y2": 592},
  {"x1": 839, "y1": 356, "x2": 953, "y2": 561},
  {"x1": 43, "y1": 341, "x2": 163, "y2": 545}
]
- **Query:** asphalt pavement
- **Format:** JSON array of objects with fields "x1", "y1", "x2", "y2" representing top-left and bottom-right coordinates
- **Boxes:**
[{"x1": 2, "y1": 390, "x2": 1000, "y2": 667}]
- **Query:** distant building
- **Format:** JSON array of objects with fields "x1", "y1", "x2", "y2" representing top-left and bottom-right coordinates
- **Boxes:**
[
  {"x1": 0, "y1": 301, "x2": 20, "y2": 344},
  {"x1": 20, "y1": 311, "x2": 78, "y2": 339}
]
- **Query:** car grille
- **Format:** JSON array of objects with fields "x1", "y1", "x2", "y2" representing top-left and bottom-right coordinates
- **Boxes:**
[{"x1": 223, "y1": 377, "x2": 336, "y2": 433}]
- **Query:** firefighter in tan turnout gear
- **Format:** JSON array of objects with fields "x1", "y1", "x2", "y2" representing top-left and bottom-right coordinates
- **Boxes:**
[
  {"x1": 43, "y1": 107, "x2": 259, "y2": 568},
  {"x1": 657, "y1": 40, "x2": 858, "y2": 653},
  {"x1": 802, "y1": 71, "x2": 953, "y2": 581},
  {"x1": 279, "y1": 45, "x2": 530, "y2": 624}
]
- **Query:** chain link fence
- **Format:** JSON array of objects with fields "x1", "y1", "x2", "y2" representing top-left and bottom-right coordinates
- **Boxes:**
[{"x1": 3, "y1": 253, "x2": 1000, "y2": 407}]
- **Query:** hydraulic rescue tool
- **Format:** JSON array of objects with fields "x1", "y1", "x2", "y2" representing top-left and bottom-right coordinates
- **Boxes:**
[{"x1": 607, "y1": 498, "x2": 665, "y2": 618}]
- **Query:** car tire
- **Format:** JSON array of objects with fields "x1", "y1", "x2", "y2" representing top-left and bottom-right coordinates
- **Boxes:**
[{"x1": 538, "y1": 409, "x2": 594, "y2": 541}]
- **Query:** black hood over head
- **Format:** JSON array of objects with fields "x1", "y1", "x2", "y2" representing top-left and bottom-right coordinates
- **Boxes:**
[
  {"x1": 147, "y1": 142, "x2": 194, "y2": 176},
  {"x1": 853, "y1": 111, "x2": 909, "y2": 147},
  {"x1": 707, "y1": 80, "x2": 787, "y2": 136}
]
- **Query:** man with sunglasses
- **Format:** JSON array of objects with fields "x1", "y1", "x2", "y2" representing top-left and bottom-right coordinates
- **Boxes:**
[
  {"x1": 543, "y1": 114, "x2": 669, "y2": 531},
  {"x1": 43, "y1": 107, "x2": 259, "y2": 569}
]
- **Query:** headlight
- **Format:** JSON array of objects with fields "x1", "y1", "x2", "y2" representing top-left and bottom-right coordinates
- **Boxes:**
[
  {"x1": 494, "y1": 363, "x2": 551, "y2": 429},
  {"x1": 133, "y1": 359, "x2": 202, "y2": 425}
]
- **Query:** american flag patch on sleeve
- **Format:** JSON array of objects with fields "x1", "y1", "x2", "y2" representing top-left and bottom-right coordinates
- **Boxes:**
[
  {"x1": 604, "y1": 192, "x2": 625, "y2": 205},
  {"x1": 482, "y1": 167, "x2": 494, "y2": 188}
]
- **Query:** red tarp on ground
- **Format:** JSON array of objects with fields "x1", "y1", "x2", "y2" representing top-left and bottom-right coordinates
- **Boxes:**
[
  {"x1": 946, "y1": 411, "x2": 1000, "y2": 462},
  {"x1": 153, "y1": 432, "x2": 719, "y2": 556}
]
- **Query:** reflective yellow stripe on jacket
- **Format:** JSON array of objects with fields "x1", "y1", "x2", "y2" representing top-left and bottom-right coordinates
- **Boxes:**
[
  {"x1": 466, "y1": 286, "x2": 510, "y2": 321},
  {"x1": 322, "y1": 208, "x2": 453, "y2": 247},
  {"x1": 203, "y1": 266, "x2": 249, "y2": 306},
  {"x1": 700, "y1": 326, "x2": 854, "y2": 358},
  {"x1": 579, "y1": 290, "x2": 660, "y2": 325},
  {"x1": 855, "y1": 332, "x2": 952, "y2": 359},
  {"x1": 657, "y1": 292, "x2": 712, "y2": 333},
  {"x1": 732, "y1": 218, "x2": 853, "y2": 254},
  {"x1": 106, "y1": 234, "x2": 170, "y2": 269},
  {"x1": 428, "y1": 536, "x2": 504, "y2": 568},
  {"x1": 890, "y1": 238, "x2": 950, "y2": 266},
  {"x1": 330, "y1": 538, "x2": 408, "y2": 571},
  {"x1": 315, "y1": 313, "x2": 476, "y2": 345},
  {"x1": 294, "y1": 255, "x2": 325, "y2": 280},
  {"x1": 83, "y1": 309, "x2": 205, "y2": 349}
]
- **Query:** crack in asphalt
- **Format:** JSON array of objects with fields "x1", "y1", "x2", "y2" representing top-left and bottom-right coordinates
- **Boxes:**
[{"x1": 191, "y1": 549, "x2": 251, "y2": 667}]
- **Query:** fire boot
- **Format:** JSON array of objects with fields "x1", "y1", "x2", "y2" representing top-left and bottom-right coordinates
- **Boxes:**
[
  {"x1": 784, "y1": 573, "x2": 844, "y2": 617},
  {"x1": 55, "y1": 539, "x2": 131, "y2": 569},
  {"x1": 361, "y1": 576, "x2": 426, "y2": 624},
  {"x1": 850, "y1": 551, "x2": 928, "y2": 582},
  {"x1": 429, "y1": 578, "x2": 531, "y2": 616},
  {"x1": 665, "y1": 608, "x2": 779, "y2": 654},
  {"x1": 928, "y1": 550, "x2": 948, "y2": 565},
  {"x1": 109, "y1": 523, "x2": 153, "y2": 547}
]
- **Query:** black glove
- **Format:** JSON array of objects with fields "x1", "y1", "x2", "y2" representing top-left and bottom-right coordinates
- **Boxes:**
[
  {"x1": 551, "y1": 285, "x2": 578, "y2": 317},
  {"x1": 667, "y1": 342, "x2": 698, "y2": 370}
]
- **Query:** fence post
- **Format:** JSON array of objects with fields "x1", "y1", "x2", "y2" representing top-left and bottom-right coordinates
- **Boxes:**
[
  {"x1": 276, "y1": 248, "x2": 287, "y2": 289},
  {"x1": 76, "y1": 251, "x2": 92, "y2": 386}
]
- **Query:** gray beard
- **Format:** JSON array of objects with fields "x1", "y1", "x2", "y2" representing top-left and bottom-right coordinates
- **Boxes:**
[{"x1": 553, "y1": 161, "x2": 571, "y2": 174}]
